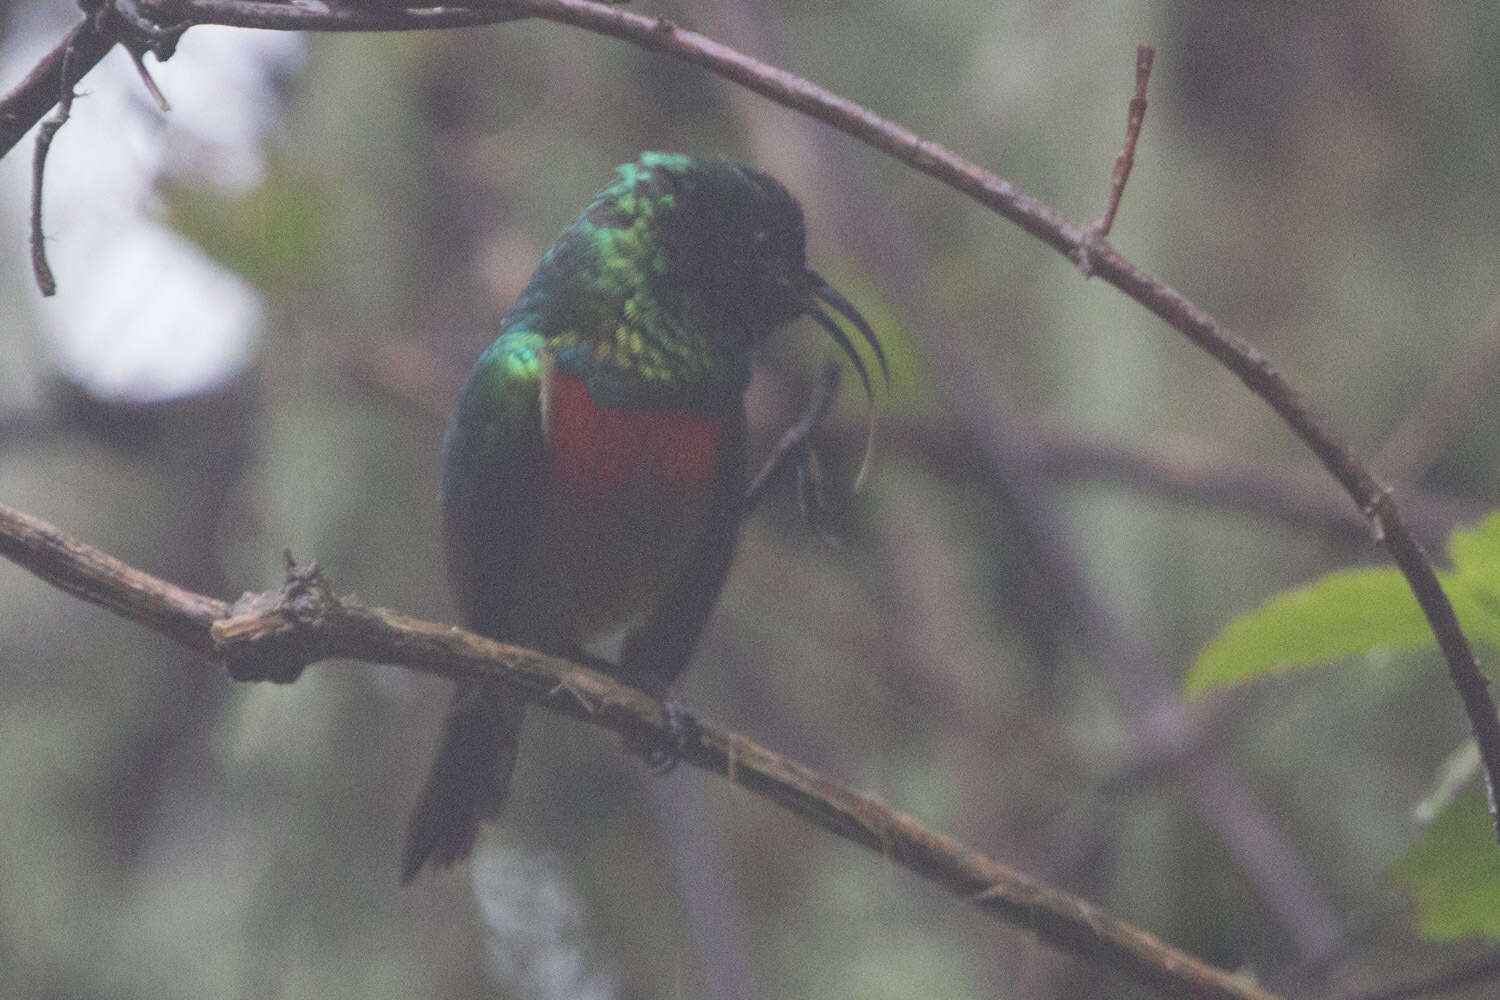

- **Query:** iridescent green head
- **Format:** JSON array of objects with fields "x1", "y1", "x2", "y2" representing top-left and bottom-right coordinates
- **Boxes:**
[
  {"x1": 524, "y1": 153, "x2": 886, "y2": 409},
  {"x1": 614, "y1": 153, "x2": 811, "y2": 341}
]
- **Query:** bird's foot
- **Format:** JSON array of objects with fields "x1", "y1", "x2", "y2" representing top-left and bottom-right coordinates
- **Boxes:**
[{"x1": 643, "y1": 691, "x2": 700, "y2": 775}]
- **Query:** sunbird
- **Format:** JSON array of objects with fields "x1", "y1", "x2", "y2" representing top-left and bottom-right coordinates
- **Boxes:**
[{"x1": 403, "y1": 152, "x2": 886, "y2": 882}]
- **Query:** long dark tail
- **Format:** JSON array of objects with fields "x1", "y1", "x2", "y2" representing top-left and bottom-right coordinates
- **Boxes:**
[{"x1": 400, "y1": 685, "x2": 526, "y2": 883}]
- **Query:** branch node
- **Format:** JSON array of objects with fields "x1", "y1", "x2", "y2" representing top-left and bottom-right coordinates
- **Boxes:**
[
  {"x1": 1068, "y1": 234, "x2": 1106, "y2": 279},
  {"x1": 111, "y1": 0, "x2": 189, "y2": 59},
  {"x1": 548, "y1": 675, "x2": 598, "y2": 715},
  {"x1": 1361, "y1": 486, "x2": 1394, "y2": 543},
  {"x1": 215, "y1": 555, "x2": 337, "y2": 684}
]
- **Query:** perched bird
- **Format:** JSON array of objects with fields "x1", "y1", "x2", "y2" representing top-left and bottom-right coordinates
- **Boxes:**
[{"x1": 402, "y1": 152, "x2": 886, "y2": 882}]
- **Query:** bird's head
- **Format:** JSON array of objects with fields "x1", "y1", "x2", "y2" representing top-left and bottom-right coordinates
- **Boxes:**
[{"x1": 580, "y1": 153, "x2": 888, "y2": 404}]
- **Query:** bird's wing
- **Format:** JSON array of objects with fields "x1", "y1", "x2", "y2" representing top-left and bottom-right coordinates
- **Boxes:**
[
  {"x1": 441, "y1": 329, "x2": 547, "y2": 637},
  {"x1": 404, "y1": 330, "x2": 546, "y2": 882},
  {"x1": 620, "y1": 406, "x2": 748, "y2": 692}
]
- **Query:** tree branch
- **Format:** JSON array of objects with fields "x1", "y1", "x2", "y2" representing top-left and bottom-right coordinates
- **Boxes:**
[
  {"x1": 1092, "y1": 44, "x2": 1153, "y2": 239},
  {"x1": 990, "y1": 424, "x2": 1481, "y2": 548},
  {"x1": 0, "y1": 499, "x2": 1279, "y2": 1000},
  {"x1": 3, "y1": 0, "x2": 1484, "y2": 830},
  {"x1": 472, "y1": 0, "x2": 1499, "y2": 837},
  {"x1": 0, "y1": 19, "x2": 114, "y2": 159}
]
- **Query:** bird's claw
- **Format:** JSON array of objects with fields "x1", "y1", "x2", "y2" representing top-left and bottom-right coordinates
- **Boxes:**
[{"x1": 643, "y1": 695, "x2": 699, "y2": 775}]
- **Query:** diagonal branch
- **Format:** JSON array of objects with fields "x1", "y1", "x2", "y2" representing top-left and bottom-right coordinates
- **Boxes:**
[
  {"x1": 4, "y1": 8, "x2": 1492, "y2": 816},
  {"x1": 24, "y1": 0, "x2": 1473, "y2": 832},
  {"x1": 0, "y1": 19, "x2": 115, "y2": 159},
  {"x1": 0, "y1": 0, "x2": 1491, "y2": 967},
  {"x1": 479, "y1": 0, "x2": 1500, "y2": 839},
  {"x1": 0, "y1": 500, "x2": 1281, "y2": 1000}
]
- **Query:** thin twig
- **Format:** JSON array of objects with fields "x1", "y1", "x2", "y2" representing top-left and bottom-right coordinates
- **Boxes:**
[
  {"x1": 124, "y1": 46, "x2": 171, "y2": 112},
  {"x1": 1092, "y1": 44, "x2": 1153, "y2": 240},
  {"x1": 0, "y1": 19, "x2": 114, "y2": 159},
  {"x1": 29, "y1": 31, "x2": 85, "y2": 297},
  {"x1": 0, "y1": 500, "x2": 1279, "y2": 1000}
]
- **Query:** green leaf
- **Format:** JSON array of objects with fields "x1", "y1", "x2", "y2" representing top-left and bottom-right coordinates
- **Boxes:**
[
  {"x1": 1392, "y1": 788, "x2": 1500, "y2": 940},
  {"x1": 1447, "y1": 512, "x2": 1500, "y2": 575},
  {"x1": 1445, "y1": 514, "x2": 1500, "y2": 647},
  {"x1": 1183, "y1": 567, "x2": 1431, "y2": 696},
  {"x1": 1185, "y1": 512, "x2": 1500, "y2": 696}
]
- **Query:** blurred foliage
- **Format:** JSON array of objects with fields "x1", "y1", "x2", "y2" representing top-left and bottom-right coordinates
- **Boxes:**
[
  {"x1": 6, "y1": 2, "x2": 1500, "y2": 999},
  {"x1": 1395, "y1": 788, "x2": 1500, "y2": 941},
  {"x1": 163, "y1": 153, "x2": 336, "y2": 297}
]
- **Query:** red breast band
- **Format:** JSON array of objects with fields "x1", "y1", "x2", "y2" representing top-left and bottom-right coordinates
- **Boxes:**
[{"x1": 546, "y1": 369, "x2": 726, "y2": 498}]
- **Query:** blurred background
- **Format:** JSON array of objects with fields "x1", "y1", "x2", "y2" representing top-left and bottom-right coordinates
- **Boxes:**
[{"x1": 3, "y1": 2, "x2": 1500, "y2": 998}]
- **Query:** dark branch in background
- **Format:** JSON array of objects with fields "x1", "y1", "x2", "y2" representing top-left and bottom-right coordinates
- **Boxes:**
[
  {"x1": 1342, "y1": 947, "x2": 1500, "y2": 1000},
  {"x1": 991, "y1": 424, "x2": 1481, "y2": 548},
  {"x1": 340, "y1": 335, "x2": 1482, "y2": 551},
  {"x1": 0, "y1": 501, "x2": 1279, "y2": 1000},
  {"x1": 1374, "y1": 292, "x2": 1500, "y2": 485},
  {"x1": 932, "y1": 333, "x2": 1347, "y2": 965}
]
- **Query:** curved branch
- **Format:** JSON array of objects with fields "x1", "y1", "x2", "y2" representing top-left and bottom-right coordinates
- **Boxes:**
[
  {"x1": 3, "y1": 3, "x2": 1493, "y2": 818},
  {"x1": 57, "y1": 0, "x2": 1482, "y2": 835},
  {"x1": 473, "y1": 0, "x2": 1500, "y2": 831},
  {"x1": 0, "y1": 499, "x2": 1277, "y2": 1000}
]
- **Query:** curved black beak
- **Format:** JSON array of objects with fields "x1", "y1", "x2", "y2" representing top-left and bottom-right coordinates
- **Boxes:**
[
  {"x1": 805, "y1": 271, "x2": 890, "y2": 404},
  {"x1": 804, "y1": 270, "x2": 888, "y2": 487}
]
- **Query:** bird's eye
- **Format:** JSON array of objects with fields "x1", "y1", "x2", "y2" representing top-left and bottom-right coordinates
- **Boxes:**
[{"x1": 754, "y1": 230, "x2": 769, "y2": 244}]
